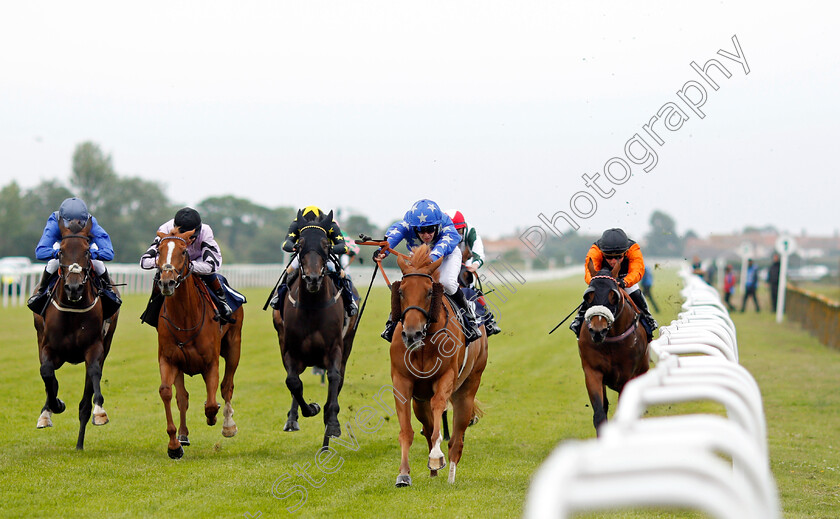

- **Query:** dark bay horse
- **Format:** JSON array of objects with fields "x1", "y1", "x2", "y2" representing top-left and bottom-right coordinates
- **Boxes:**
[
  {"x1": 33, "y1": 218, "x2": 120, "y2": 450},
  {"x1": 391, "y1": 245, "x2": 488, "y2": 487},
  {"x1": 273, "y1": 211, "x2": 358, "y2": 446},
  {"x1": 154, "y1": 228, "x2": 243, "y2": 459},
  {"x1": 578, "y1": 258, "x2": 649, "y2": 433}
]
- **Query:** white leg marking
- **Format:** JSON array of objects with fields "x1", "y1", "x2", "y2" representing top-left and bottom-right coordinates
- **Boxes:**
[
  {"x1": 448, "y1": 462, "x2": 457, "y2": 484},
  {"x1": 93, "y1": 404, "x2": 109, "y2": 425},
  {"x1": 222, "y1": 401, "x2": 237, "y2": 437},
  {"x1": 430, "y1": 431, "x2": 444, "y2": 460},
  {"x1": 37, "y1": 409, "x2": 53, "y2": 429}
]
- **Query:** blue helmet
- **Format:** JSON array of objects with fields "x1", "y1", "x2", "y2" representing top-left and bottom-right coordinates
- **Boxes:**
[
  {"x1": 405, "y1": 199, "x2": 444, "y2": 237},
  {"x1": 58, "y1": 197, "x2": 90, "y2": 226}
]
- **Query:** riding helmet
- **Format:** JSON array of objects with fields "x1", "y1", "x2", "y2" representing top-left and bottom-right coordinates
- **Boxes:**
[
  {"x1": 597, "y1": 228, "x2": 630, "y2": 254},
  {"x1": 174, "y1": 207, "x2": 202, "y2": 233},
  {"x1": 406, "y1": 199, "x2": 444, "y2": 237},
  {"x1": 58, "y1": 197, "x2": 90, "y2": 226},
  {"x1": 446, "y1": 210, "x2": 467, "y2": 230}
]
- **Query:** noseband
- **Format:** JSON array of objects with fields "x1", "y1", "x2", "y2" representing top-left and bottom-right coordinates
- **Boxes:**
[
  {"x1": 157, "y1": 236, "x2": 192, "y2": 288},
  {"x1": 58, "y1": 234, "x2": 92, "y2": 285},
  {"x1": 398, "y1": 272, "x2": 441, "y2": 341}
]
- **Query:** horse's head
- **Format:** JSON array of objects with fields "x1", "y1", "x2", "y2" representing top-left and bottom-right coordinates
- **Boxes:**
[
  {"x1": 155, "y1": 228, "x2": 195, "y2": 296},
  {"x1": 395, "y1": 245, "x2": 444, "y2": 349},
  {"x1": 583, "y1": 257, "x2": 623, "y2": 344},
  {"x1": 57, "y1": 218, "x2": 93, "y2": 303},
  {"x1": 297, "y1": 209, "x2": 332, "y2": 293}
]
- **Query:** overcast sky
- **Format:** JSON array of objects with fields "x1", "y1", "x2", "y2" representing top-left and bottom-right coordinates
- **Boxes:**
[{"x1": 1, "y1": 1, "x2": 836, "y2": 245}]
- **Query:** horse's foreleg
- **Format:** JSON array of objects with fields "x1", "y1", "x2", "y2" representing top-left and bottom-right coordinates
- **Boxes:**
[
  {"x1": 202, "y1": 359, "x2": 221, "y2": 426},
  {"x1": 174, "y1": 372, "x2": 190, "y2": 446},
  {"x1": 87, "y1": 344, "x2": 108, "y2": 426},
  {"x1": 220, "y1": 325, "x2": 241, "y2": 438},
  {"x1": 284, "y1": 355, "x2": 320, "y2": 418},
  {"x1": 582, "y1": 367, "x2": 607, "y2": 433},
  {"x1": 412, "y1": 399, "x2": 436, "y2": 477},
  {"x1": 39, "y1": 358, "x2": 65, "y2": 419},
  {"x1": 323, "y1": 350, "x2": 344, "y2": 440},
  {"x1": 75, "y1": 371, "x2": 94, "y2": 450},
  {"x1": 159, "y1": 361, "x2": 182, "y2": 459},
  {"x1": 428, "y1": 377, "x2": 453, "y2": 473},
  {"x1": 284, "y1": 399, "x2": 300, "y2": 432},
  {"x1": 394, "y1": 378, "x2": 414, "y2": 487}
]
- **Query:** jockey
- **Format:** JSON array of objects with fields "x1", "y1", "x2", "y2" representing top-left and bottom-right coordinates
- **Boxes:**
[
  {"x1": 27, "y1": 197, "x2": 122, "y2": 317},
  {"x1": 269, "y1": 206, "x2": 358, "y2": 317},
  {"x1": 139, "y1": 207, "x2": 233, "y2": 322},
  {"x1": 445, "y1": 209, "x2": 502, "y2": 336},
  {"x1": 376, "y1": 199, "x2": 482, "y2": 344},
  {"x1": 569, "y1": 228, "x2": 659, "y2": 340}
]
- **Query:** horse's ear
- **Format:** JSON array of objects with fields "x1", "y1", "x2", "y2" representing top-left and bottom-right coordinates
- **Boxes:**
[
  {"x1": 610, "y1": 259, "x2": 622, "y2": 279},
  {"x1": 427, "y1": 256, "x2": 444, "y2": 274},
  {"x1": 157, "y1": 231, "x2": 167, "y2": 239},
  {"x1": 82, "y1": 218, "x2": 93, "y2": 234},
  {"x1": 396, "y1": 254, "x2": 409, "y2": 273},
  {"x1": 183, "y1": 229, "x2": 196, "y2": 242},
  {"x1": 58, "y1": 218, "x2": 68, "y2": 234},
  {"x1": 323, "y1": 210, "x2": 334, "y2": 226},
  {"x1": 587, "y1": 257, "x2": 597, "y2": 277},
  {"x1": 296, "y1": 208, "x2": 304, "y2": 221}
]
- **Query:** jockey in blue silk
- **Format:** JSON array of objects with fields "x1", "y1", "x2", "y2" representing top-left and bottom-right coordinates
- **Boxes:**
[
  {"x1": 269, "y1": 205, "x2": 359, "y2": 317},
  {"x1": 376, "y1": 198, "x2": 482, "y2": 344},
  {"x1": 27, "y1": 197, "x2": 122, "y2": 316}
]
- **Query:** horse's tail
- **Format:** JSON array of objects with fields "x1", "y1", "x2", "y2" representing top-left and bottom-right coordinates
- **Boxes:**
[{"x1": 472, "y1": 398, "x2": 485, "y2": 420}]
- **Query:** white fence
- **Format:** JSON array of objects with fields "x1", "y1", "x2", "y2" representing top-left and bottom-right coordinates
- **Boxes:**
[
  {"x1": 525, "y1": 265, "x2": 780, "y2": 519},
  {"x1": 1, "y1": 263, "x2": 287, "y2": 308}
]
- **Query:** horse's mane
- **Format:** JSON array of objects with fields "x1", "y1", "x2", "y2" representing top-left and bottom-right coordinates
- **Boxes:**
[
  {"x1": 409, "y1": 244, "x2": 433, "y2": 269},
  {"x1": 67, "y1": 221, "x2": 85, "y2": 234}
]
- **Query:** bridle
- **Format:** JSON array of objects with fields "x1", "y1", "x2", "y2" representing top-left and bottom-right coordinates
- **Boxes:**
[
  {"x1": 585, "y1": 274, "x2": 626, "y2": 326},
  {"x1": 58, "y1": 234, "x2": 92, "y2": 286},
  {"x1": 298, "y1": 225, "x2": 329, "y2": 281},
  {"x1": 156, "y1": 236, "x2": 193, "y2": 289},
  {"x1": 398, "y1": 273, "x2": 445, "y2": 342},
  {"x1": 585, "y1": 274, "x2": 640, "y2": 342}
]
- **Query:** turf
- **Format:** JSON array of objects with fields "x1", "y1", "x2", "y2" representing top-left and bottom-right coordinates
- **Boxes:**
[{"x1": 0, "y1": 268, "x2": 838, "y2": 518}]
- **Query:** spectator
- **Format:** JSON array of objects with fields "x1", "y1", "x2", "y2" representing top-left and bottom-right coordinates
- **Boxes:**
[
  {"x1": 640, "y1": 268, "x2": 660, "y2": 313},
  {"x1": 741, "y1": 259, "x2": 760, "y2": 312},
  {"x1": 723, "y1": 264, "x2": 737, "y2": 311}
]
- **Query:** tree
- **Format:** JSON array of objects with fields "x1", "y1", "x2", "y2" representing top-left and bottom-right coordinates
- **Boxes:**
[
  {"x1": 644, "y1": 210, "x2": 684, "y2": 257},
  {"x1": 0, "y1": 182, "x2": 29, "y2": 257},
  {"x1": 70, "y1": 142, "x2": 118, "y2": 213}
]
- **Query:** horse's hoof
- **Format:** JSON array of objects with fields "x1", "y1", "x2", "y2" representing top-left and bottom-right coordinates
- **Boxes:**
[
  {"x1": 206, "y1": 415, "x2": 217, "y2": 426},
  {"x1": 168, "y1": 446, "x2": 184, "y2": 459},
  {"x1": 325, "y1": 423, "x2": 341, "y2": 438},
  {"x1": 395, "y1": 474, "x2": 412, "y2": 487},
  {"x1": 53, "y1": 399, "x2": 66, "y2": 414},
  {"x1": 177, "y1": 435, "x2": 190, "y2": 446},
  {"x1": 283, "y1": 421, "x2": 300, "y2": 432},
  {"x1": 428, "y1": 456, "x2": 446, "y2": 471},
  {"x1": 222, "y1": 425, "x2": 238, "y2": 438},
  {"x1": 468, "y1": 416, "x2": 479, "y2": 427},
  {"x1": 92, "y1": 413, "x2": 109, "y2": 426},
  {"x1": 302, "y1": 402, "x2": 321, "y2": 418},
  {"x1": 36, "y1": 410, "x2": 53, "y2": 429}
]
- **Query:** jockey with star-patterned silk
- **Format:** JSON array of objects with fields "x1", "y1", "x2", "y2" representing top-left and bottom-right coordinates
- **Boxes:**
[{"x1": 377, "y1": 198, "x2": 482, "y2": 344}]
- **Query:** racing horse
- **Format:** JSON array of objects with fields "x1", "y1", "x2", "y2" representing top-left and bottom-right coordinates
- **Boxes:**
[
  {"x1": 578, "y1": 257, "x2": 649, "y2": 433},
  {"x1": 273, "y1": 210, "x2": 358, "y2": 447},
  {"x1": 154, "y1": 227, "x2": 243, "y2": 459},
  {"x1": 390, "y1": 244, "x2": 488, "y2": 486},
  {"x1": 33, "y1": 218, "x2": 120, "y2": 450}
]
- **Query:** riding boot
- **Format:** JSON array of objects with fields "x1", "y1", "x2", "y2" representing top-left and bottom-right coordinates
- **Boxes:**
[
  {"x1": 206, "y1": 275, "x2": 233, "y2": 322},
  {"x1": 484, "y1": 311, "x2": 502, "y2": 336},
  {"x1": 340, "y1": 276, "x2": 358, "y2": 316},
  {"x1": 569, "y1": 304, "x2": 587, "y2": 338},
  {"x1": 97, "y1": 268, "x2": 122, "y2": 320},
  {"x1": 629, "y1": 290, "x2": 658, "y2": 339},
  {"x1": 27, "y1": 268, "x2": 54, "y2": 313},
  {"x1": 451, "y1": 288, "x2": 482, "y2": 344},
  {"x1": 381, "y1": 281, "x2": 401, "y2": 342},
  {"x1": 270, "y1": 269, "x2": 298, "y2": 312},
  {"x1": 98, "y1": 269, "x2": 122, "y2": 304}
]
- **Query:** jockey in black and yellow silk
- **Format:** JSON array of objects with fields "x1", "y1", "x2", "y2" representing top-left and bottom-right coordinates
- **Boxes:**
[{"x1": 270, "y1": 206, "x2": 359, "y2": 317}]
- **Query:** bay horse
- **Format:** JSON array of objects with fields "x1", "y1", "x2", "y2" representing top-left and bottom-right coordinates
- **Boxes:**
[
  {"x1": 391, "y1": 244, "x2": 488, "y2": 487},
  {"x1": 273, "y1": 210, "x2": 358, "y2": 447},
  {"x1": 154, "y1": 228, "x2": 243, "y2": 459},
  {"x1": 578, "y1": 257, "x2": 649, "y2": 433},
  {"x1": 33, "y1": 218, "x2": 119, "y2": 450}
]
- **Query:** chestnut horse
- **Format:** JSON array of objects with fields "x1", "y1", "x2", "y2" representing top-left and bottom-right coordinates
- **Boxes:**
[
  {"x1": 391, "y1": 245, "x2": 488, "y2": 487},
  {"x1": 154, "y1": 228, "x2": 243, "y2": 459},
  {"x1": 273, "y1": 211, "x2": 358, "y2": 447},
  {"x1": 578, "y1": 258, "x2": 649, "y2": 433},
  {"x1": 33, "y1": 218, "x2": 120, "y2": 450}
]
